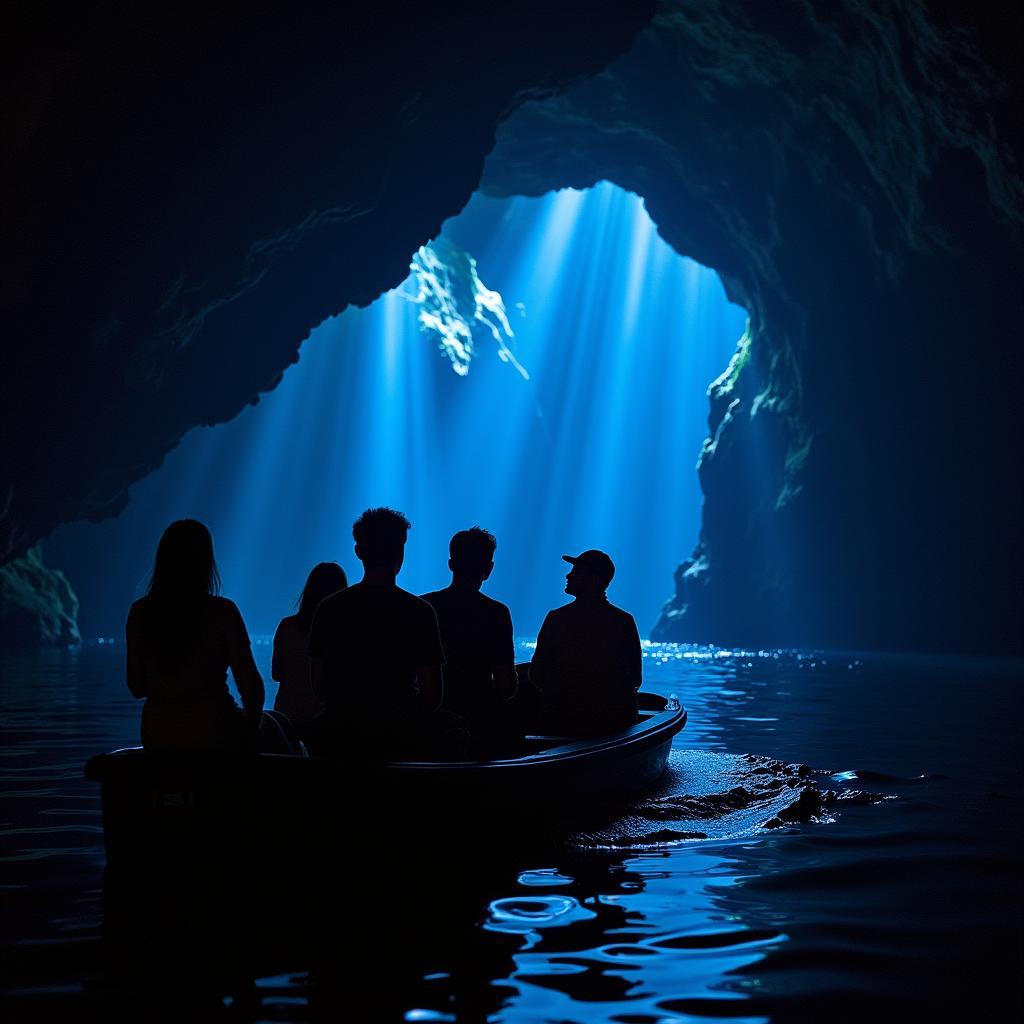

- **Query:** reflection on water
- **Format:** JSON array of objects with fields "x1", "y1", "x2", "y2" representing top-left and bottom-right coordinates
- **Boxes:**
[{"x1": 1, "y1": 642, "x2": 1021, "y2": 1020}]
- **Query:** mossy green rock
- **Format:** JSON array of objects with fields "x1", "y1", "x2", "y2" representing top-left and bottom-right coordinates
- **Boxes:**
[{"x1": 0, "y1": 547, "x2": 80, "y2": 647}]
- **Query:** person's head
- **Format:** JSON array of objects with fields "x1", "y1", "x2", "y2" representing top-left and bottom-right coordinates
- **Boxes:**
[
  {"x1": 295, "y1": 562, "x2": 348, "y2": 629},
  {"x1": 353, "y1": 507, "x2": 411, "y2": 574},
  {"x1": 148, "y1": 519, "x2": 221, "y2": 600},
  {"x1": 563, "y1": 549, "x2": 615, "y2": 598},
  {"x1": 449, "y1": 527, "x2": 497, "y2": 584},
  {"x1": 142, "y1": 519, "x2": 220, "y2": 669}
]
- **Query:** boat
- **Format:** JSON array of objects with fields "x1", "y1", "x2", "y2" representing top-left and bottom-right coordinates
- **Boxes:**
[{"x1": 85, "y1": 692, "x2": 686, "y2": 872}]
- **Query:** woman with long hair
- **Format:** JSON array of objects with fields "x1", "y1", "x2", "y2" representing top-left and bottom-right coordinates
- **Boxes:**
[
  {"x1": 126, "y1": 519, "x2": 292, "y2": 751},
  {"x1": 272, "y1": 562, "x2": 348, "y2": 733}
]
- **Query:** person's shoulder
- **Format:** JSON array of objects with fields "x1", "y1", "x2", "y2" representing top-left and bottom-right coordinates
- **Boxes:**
[
  {"x1": 393, "y1": 588, "x2": 441, "y2": 624},
  {"x1": 308, "y1": 588, "x2": 348, "y2": 629},
  {"x1": 202, "y1": 597, "x2": 247, "y2": 639},
  {"x1": 318, "y1": 586, "x2": 353, "y2": 610},
  {"x1": 207, "y1": 595, "x2": 246, "y2": 626},
  {"x1": 420, "y1": 588, "x2": 445, "y2": 607},
  {"x1": 275, "y1": 613, "x2": 301, "y2": 634},
  {"x1": 478, "y1": 591, "x2": 512, "y2": 617},
  {"x1": 208, "y1": 595, "x2": 239, "y2": 615},
  {"x1": 543, "y1": 602, "x2": 572, "y2": 623},
  {"x1": 606, "y1": 601, "x2": 638, "y2": 628},
  {"x1": 126, "y1": 597, "x2": 147, "y2": 627},
  {"x1": 397, "y1": 587, "x2": 437, "y2": 612}
]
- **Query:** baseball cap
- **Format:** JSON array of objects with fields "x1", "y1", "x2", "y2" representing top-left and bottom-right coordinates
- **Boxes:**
[{"x1": 562, "y1": 549, "x2": 615, "y2": 588}]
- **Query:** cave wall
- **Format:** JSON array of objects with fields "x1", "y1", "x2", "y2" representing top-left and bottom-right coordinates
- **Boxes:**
[
  {"x1": 0, "y1": 547, "x2": 80, "y2": 647},
  {"x1": 482, "y1": 0, "x2": 1023, "y2": 653},
  {"x1": 0, "y1": 1, "x2": 653, "y2": 562},
  {"x1": 2, "y1": 1, "x2": 1021, "y2": 652}
]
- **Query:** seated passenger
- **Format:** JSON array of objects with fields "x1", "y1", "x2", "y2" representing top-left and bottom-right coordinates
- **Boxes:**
[
  {"x1": 126, "y1": 519, "x2": 296, "y2": 753},
  {"x1": 308, "y1": 507, "x2": 457, "y2": 759},
  {"x1": 272, "y1": 562, "x2": 348, "y2": 735},
  {"x1": 529, "y1": 550, "x2": 642, "y2": 737},
  {"x1": 422, "y1": 528, "x2": 516, "y2": 753}
]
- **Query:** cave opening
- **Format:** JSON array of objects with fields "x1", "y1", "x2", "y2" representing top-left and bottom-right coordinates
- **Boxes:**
[{"x1": 45, "y1": 182, "x2": 747, "y2": 642}]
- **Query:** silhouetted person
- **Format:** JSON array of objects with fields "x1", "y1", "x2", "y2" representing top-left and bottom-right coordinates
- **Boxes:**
[
  {"x1": 529, "y1": 550, "x2": 642, "y2": 737},
  {"x1": 126, "y1": 519, "x2": 296, "y2": 752},
  {"x1": 422, "y1": 528, "x2": 516, "y2": 753},
  {"x1": 308, "y1": 507, "x2": 450, "y2": 758},
  {"x1": 272, "y1": 562, "x2": 348, "y2": 735}
]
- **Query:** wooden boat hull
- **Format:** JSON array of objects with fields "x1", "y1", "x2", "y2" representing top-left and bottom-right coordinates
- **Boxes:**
[{"x1": 85, "y1": 693, "x2": 686, "y2": 871}]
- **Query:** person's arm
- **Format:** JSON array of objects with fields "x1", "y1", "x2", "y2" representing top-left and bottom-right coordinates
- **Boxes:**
[
  {"x1": 627, "y1": 614, "x2": 643, "y2": 691},
  {"x1": 415, "y1": 603, "x2": 445, "y2": 711},
  {"x1": 226, "y1": 602, "x2": 265, "y2": 728},
  {"x1": 307, "y1": 605, "x2": 328, "y2": 703},
  {"x1": 529, "y1": 613, "x2": 553, "y2": 692},
  {"x1": 494, "y1": 664, "x2": 518, "y2": 701},
  {"x1": 271, "y1": 621, "x2": 285, "y2": 683},
  {"x1": 493, "y1": 606, "x2": 517, "y2": 700},
  {"x1": 415, "y1": 664, "x2": 443, "y2": 712},
  {"x1": 310, "y1": 657, "x2": 327, "y2": 703},
  {"x1": 125, "y1": 603, "x2": 147, "y2": 699}
]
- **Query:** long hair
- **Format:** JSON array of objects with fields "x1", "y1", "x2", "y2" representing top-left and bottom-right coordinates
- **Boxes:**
[
  {"x1": 295, "y1": 562, "x2": 347, "y2": 631},
  {"x1": 141, "y1": 519, "x2": 221, "y2": 670},
  {"x1": 148, "y1": 519, "x2": 221, "y2": 600}
]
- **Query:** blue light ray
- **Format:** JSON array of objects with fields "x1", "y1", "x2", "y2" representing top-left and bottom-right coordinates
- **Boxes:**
[{"x1": 45, "y1": 182, "x2": 748, "y2": 640}]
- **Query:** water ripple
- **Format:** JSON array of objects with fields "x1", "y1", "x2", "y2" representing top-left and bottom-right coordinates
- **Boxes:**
[{"x1": 486, "y1": 896, "x2": 596, "y2": 934}]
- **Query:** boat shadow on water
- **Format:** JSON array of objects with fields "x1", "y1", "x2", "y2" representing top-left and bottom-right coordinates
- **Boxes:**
[
  {"x1": 71, "y1": 691, "x2": 907, "y2": 1020},
  {"x1": 78, "y1": 695, "x2": 688, "y2": 1017},
  {"x1": 94, "y1": 828, "x2": 658, "y2": 1020}
]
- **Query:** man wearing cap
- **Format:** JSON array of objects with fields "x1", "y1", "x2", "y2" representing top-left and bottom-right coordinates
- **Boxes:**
[{"x1": 528, "y1": 550, "x2": 642, "y2": 737}]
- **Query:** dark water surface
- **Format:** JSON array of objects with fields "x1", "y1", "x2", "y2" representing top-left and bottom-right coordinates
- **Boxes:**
[{"x1": 2, "y1": 642, "x2": 1021, "y2": 1021}]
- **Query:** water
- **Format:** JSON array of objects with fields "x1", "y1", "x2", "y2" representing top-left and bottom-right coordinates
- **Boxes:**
[{"x1": 1, "y1": 643, "x2": 1021, "y2": 1020}]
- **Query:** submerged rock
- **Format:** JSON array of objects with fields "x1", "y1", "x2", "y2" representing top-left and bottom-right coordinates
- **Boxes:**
[{"x1": 571, "y1": 749, "x2": 891, "y2": 847}]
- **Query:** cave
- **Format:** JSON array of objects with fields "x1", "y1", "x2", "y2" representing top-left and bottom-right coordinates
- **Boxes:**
[
  {"x1": 3, "y1": 5, "x2": 1022, "y2": 1019},
  {"x1": 42, "y1": 181, "x2": 749, "y2": 641},
  {"x1": 2, "y1": 3, "x2": 1020, "y2": 654}
]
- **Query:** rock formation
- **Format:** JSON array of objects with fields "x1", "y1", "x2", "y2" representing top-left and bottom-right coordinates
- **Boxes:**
[
  {"x1": 483, "y1": 0, "x2": 1024, "y2": 651},
  {"x1": 2, "y1": 2, "x2": 1020, "y2": 651},
  {"x1": 0, "y1": 3, "x2": 651, "y2": 562},
  {"x1": 0, "y1": 547, "x2": 80, "y2": 647}
]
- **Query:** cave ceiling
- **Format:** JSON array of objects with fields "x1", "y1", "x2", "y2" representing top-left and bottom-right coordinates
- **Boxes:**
[{"x1": 2, "y1": 1, "x2": 1021, "y2": 651}]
